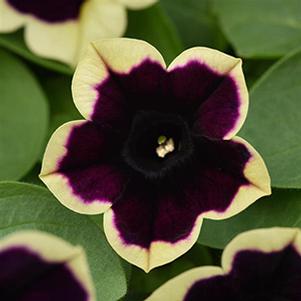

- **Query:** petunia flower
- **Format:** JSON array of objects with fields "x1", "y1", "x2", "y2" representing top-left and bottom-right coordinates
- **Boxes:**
[
  {"x1": 147, "y1": 227, "x2": 301, "y2": 301},
  {"x1": 0, "y1": 230, "x2": 95, "y2": 300},
  {"x1": 40, "y1": 38, "x2": 271, "y2": 272},
  {"x1": 0, "y1": 0, "x2": 157, "y2": 65}
]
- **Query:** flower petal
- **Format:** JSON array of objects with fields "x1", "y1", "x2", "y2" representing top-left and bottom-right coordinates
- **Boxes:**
[
  {"x1": 76, "y1": 0, "x2": 127, "y2": 63},
  {"x1": 103, "y1": 183, "x2": 204, "y2": 272},
  {"x1": 222, "y1": 227, "x2": 301, "y2": 272},
  {"x1": 145, "y1": 267, "x2": 223, "y2": 301},
  {"x1": 201, "y1": 136, "x2": 271, "y2": 220},
  {"x1": 25, "y1": 19, "x2": 78, "y2": 65},
  {"x1": 116, "y1": 0, "x2": 158, "y2": 10},
  {"x1": 72, "y1": 38, "x2": 166, "y2": 123},
  {"x1": 0, "y1": 230, "x2": 95, "y2": 301},
  {"x1": 185, "y1": 228, "x2": 301, "y2": 301},
  {"x1": 103, "y1": 136, "x2": 269, "y2": 272},
  {"x1": 0, "y1": 0, "x2": 127, "y2": 65},
  {"x1": 168, "y1": 47, "x2": 248, "y2": 139},
  {"x1": 40, "y1": 120, "x2": 127, "y2": 215},
  {"x1": 0, "y1": 0, "x2": 25, "y2": 32},
  {"x1": 147, "y1": 228, "x2": 301, "y2": 301}
]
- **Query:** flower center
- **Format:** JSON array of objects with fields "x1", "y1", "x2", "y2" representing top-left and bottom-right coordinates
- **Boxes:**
[
  {"x1": 7, "y1": 0, "x2": 85, "y2": 23},
  {"x1": 122, "y1": 111, "x2": 194, "y2": 180}
]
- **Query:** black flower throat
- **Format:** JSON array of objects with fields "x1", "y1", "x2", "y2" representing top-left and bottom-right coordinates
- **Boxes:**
[{"x1": 122, "y1": 110, "x2": 194, "y2": 180}]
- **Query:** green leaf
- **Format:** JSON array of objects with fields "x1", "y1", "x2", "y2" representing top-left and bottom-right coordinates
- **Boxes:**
[
  {"x1": 0, "y1": 49, "x2": 49, "y2": 181},
  {"x1": 240, "y1": 47, "x2": 301, "y2": 188},
  {"x1": 125, "y1": 3, "x2": 184, "y2": 64},
  {"x1": 243, "y1": 59, "x2": 276, "y2": 88},
  {"x1": 0, "y1": 182, "x2": 127, "y2": 301},
  {"x1": 213, "y1": 0, "x2": 301, "y2": 58},
  {"x1": 39, "y1": 74, "x2": 81, "y2": 139},
  {"x1": 198, "y1": 189, "x2": 301, "y2": 249},
  {"x1": 0, "y1": 31, "x2": 73, "y2": 75},
  {"x1": 161, "y1": 0, "x2": 228, "y2": 50},
  {"x1": 21, "y1": 164, "x2": 43, "y2": 186}
]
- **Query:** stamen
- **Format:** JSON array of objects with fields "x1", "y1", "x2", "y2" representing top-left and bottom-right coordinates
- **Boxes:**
[{"x1": 156, "y1": 137, "x2": 175, "y2": 158}]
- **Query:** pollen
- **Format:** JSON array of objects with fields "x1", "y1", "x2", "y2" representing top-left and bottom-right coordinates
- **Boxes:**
[{"x1": 156, "y1": 137, "x2": 175, "y2": 158}]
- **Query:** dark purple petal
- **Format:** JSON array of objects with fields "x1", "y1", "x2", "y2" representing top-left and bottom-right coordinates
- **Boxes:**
[
  {"x1": 92, "y1": 60, "x2": 168, "y2": 129},
  {"x1": 168, "y1": 61, "x2": 240, "y2": 138},
  {"x1": 62, "y1": 164, "x2": 127, "y2": 204},
  {"x1": 112, "y1": 138, "x2": 250, "y2": 248},
  {"x1": 182, "y1": 137, "x2": 250, "y2": 213},
  {"x1": 0, "y1": 247, "x2": 87, "y2": 301},
  {"x1": 111, "y1": 179, "x2": 200, "y2": 248},
  {"x1": 59, "y1": 121, "x2": 127, "y2": 204},
  {"x1": 92, "y1": 76, "x2": 131, "y2": 132},
  {"x1": 193, "y1": 76, "x2": 240, "y2": 139},
  {"x1": 168, "y1": 61, "x2": 224, "y2": 113},
  {"x1": 92, "y1": 60, "x2": 241, "y2": 139},
  {"x1": 184, "y1": 246, "x2": 301, "y2": 301},
  {"x1": 6, "y1": 0, "x2": 84, "y2": 22},
  {"x1": 110, "y1": 60, "x2": 168, "y2": 113}
]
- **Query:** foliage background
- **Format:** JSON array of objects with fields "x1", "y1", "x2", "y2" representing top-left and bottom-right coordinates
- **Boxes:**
[{"x1": 1, "y1": 0, "x2": 301, "y2": 300}]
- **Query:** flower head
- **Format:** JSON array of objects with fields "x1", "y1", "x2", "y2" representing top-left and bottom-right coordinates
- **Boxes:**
[
  {"x1": 0, "y1": 0, "x2": 157, "y2": 65},
  {"x1": 40, "y1": 38, "x2": 271, "y2": 272},
  {"x1": 147, "y1": 227, "x2": 301, "y2": 301},
  {"x1": 0, "y1": 230, "x2": 95, "y2": 300}
]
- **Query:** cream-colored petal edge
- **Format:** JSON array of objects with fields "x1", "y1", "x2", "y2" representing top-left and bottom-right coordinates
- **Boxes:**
[
  {"x1": 146, "y1": 266, "x2": 223, "y2": 301},
  {"x1": 104, "y1": 209, "x2": 203, "y2": 272},
  {"x1": 72, "y1": 38, "x2": 166, "y2": 120},
  {"x1": 168, "y1": 47, "x2": 249, "y2": 139},
  {"x1": 91, "y1": 38, "x2": 166, "y2": 73},
  {"x1": 147, "y1": 227, "x2": 301, "y2": 301},
  {"x1": 222, "y1": 227, "x2": 301, "y2": 272},
  {"x1": 40, "y1": 120, "x2": 113, "y2": 215},
  {"x1": 72, "y1": 43, "x2": 110, "y2": 120},
  {"x1": 203, "y1": 136, "x2": 271, "y2": 221},
  {"x1": 75, "y1": 0, "x2": 127, "y2": 63},
  {"x1": 0, "y1": 0, "x2": 25, "y2": 32},
  {"x1": 0, "y1": 230, "x2": 95, "y2": 301},
  {"x1": 117, "y1": 0, "x2": 158, "y2": 10},
  {"x1": 24, "y1": 17, "x2": 79, "y2": 66}
]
